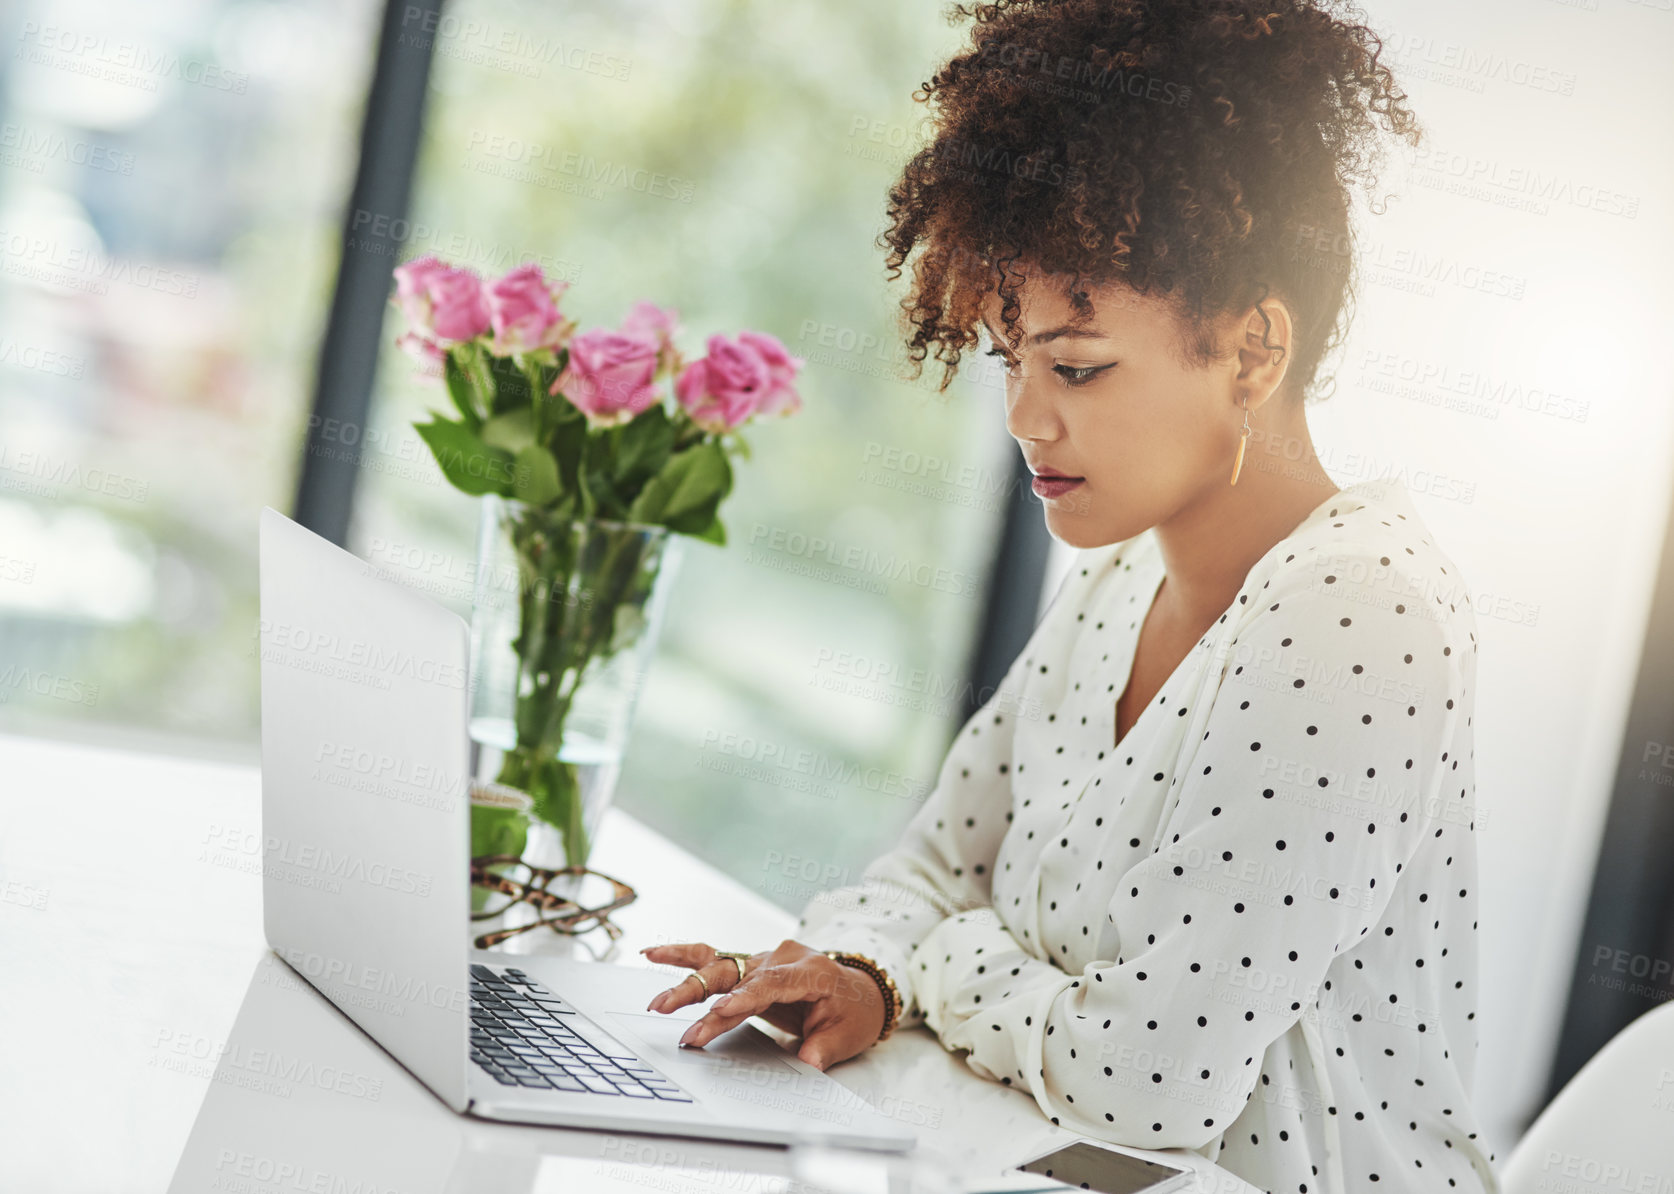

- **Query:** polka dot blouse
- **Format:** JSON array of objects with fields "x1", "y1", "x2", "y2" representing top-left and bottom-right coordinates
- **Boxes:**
[{"x1": 796, "y1": 478, "x2": 1498, "y2": 1193}]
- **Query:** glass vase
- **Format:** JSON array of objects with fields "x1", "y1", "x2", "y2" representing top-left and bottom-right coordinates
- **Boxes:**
[{"x1": 466, "y1": 495, "x2": 681, "y2": 880}]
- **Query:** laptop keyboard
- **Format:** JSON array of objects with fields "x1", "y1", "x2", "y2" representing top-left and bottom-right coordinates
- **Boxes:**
[{"x1": 468, "y1": 964, "x2": 693, "y2": 1102}]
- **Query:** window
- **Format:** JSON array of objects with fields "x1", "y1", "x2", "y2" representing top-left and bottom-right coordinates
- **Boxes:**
[
  {"x1": 351, "y1": 0, "x2": 1018, "y2": 904},
  {"x1": 0, "y1": 0, "x2": 381, "y2": 746}
]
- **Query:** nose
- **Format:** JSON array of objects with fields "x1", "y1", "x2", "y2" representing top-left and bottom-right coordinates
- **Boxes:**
[{"x1": 1002, "y1": 368, "x2": 1062, "y2": 446}]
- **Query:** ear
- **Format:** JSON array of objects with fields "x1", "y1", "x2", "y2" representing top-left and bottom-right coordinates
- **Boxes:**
[{"x1": 1234, "y1": 296, "x2": 1294, "y2": 411}]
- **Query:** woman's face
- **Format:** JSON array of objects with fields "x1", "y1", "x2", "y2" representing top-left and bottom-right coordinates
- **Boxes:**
[{"x1": 978, "y1": 276, "x2": 1257, "y2": 549}]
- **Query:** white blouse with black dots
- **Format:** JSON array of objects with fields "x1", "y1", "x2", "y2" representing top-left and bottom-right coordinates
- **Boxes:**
[{"x1": 796, "y1": 477, "x2": 1498, "y2": 1193}]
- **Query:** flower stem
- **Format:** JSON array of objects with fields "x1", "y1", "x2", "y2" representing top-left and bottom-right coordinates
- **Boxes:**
[{"x1": 492, "y1": 507, "x2": 654, "y2": 868}]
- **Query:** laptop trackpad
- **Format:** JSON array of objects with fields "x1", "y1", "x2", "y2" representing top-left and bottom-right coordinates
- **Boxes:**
[
  {"x1": 600, "y1": 1011, "x2": 803, "y2": 1079},
  {"x1": 600, "y1": 1011, "x2": 908, "y2": 1142}
]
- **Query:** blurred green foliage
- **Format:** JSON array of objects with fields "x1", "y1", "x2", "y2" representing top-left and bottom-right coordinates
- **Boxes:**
[{"x1": 360, "y1": 0, "x2": 1016, "y2": 908}]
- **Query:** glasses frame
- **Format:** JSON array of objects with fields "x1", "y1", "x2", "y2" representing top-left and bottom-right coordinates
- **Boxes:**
[{"x1": 468, "y1": 854, "x2": 637, "y2": 950}]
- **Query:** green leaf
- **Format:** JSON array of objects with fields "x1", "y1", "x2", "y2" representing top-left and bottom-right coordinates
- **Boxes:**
[
  {"x1": 628, "y1": 440, "x2": 731, "y2": 527},
  {"x1": 486, "y1": 351, "x2": 534, "y2": 415},
  {"x1": 663, "y1": 493, "x2": 723, "y2": 535},
  {"x1": 541, "y1": 346, "x2": 570, "y2": 404},
  {"x1": 613, "y1": 405, "x2": 677, "y2": 491},
  {"x1": 443, "y1": 351, "x2": 482, "y2": 429},
  {"x1": 464, "y1": 341, "x2": 496, "y2": 411},
  {"x1": 414, "y1": 416, "x2": 516, "y2": 496},
  {"x1": 624, "y1": 472, "x2": 668, "y2": 524},
  {"x1": 577, "y1": 457, "x2": 597, "y2": 519},
  {"x1": 568, "y1": 431, "x2": 618, "y2": 519},
  {"x1": 549, "y1": 403, "x2": 588, "y2": 487},
  {"x1": 687, "y1": 511, "x2": 727, "y2": 546},
  {"x1": 511, "y1": 444, "x2": 562, "y2": 505},
  {"x1": 481, "y1": 408, "x2": 535, "y2": 455},
  {"x1": 667, "y1": 442, "x2": 731, "y2": 520},
  {"x1": 522, "y1": 359, "x2": 549, "y2": 442},
  {"x1": 539, "y1": 349, "x2": 579, "y2": 439}
]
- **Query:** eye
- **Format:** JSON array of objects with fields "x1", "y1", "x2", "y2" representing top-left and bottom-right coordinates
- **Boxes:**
[
  {"x1": 983, "y1": 346, "x2": 1116, "y2": 386},
  {"x1": 1053, "y1": 362, "x2": 1116, "y2": 387},
  {"x1": 984, "y1": 345, "x2": 1020, "y2": 372}
]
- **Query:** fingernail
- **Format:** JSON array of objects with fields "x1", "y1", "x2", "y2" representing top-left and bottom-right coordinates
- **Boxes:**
[
  {"x1": 713, "y1": 996, "x2": 732, "y2": 1012},
  {"x1": 679, "y1": 1027, "x2": 698, "y2": 1046}
]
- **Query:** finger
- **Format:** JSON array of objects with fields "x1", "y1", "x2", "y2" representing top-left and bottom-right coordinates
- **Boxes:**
[
  {"x1": 642, "y1": 964, "x2": 716, "y2": 1011},
  {"x1": 640, "y1": 943, "x2": 721, "y2": 1013},
  {"x1": 796, "y1": 1018, "x2": 843, "y2": 1065},
  {"x1": 707, "y1": 967, "x2": 795, "y2": 1018},
  {"x1": 647, "y1": 948, "x2": 765, "y2": 1013},
  {"x1": 675, "y1": 968, "x2": 789, "y2": 1046},
  {"x1": 648, "y1": 955, "x2": 755, "y2": 1014},
  {"x1": 639, "y1": 943, "x2": 716, "y2": 969},
  {"x1": 718, "y1": 951, "x2": 762, "y2": 988},
  {"x1": 676, "y1": 997, "x2": 763, "y2": 1048},
  {"x1": 757, "y1": 1001, "x2": 806, "y2": 1038},
  {"x1": 674, "y1": 993, "x2": 761, "y2": 1046},
  {"x1": 678, "y1": 967, "x2": 808, "y2": 1048},
  {"x1": 796, "y1": 1016, "x2": 857, "y2": 1072}
]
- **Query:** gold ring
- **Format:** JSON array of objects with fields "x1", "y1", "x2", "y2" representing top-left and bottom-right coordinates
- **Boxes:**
[
  {"x1": 686, "y1": 970, "x2": 710, "y2": 997},
  {"x1": 715, "y1": 950, "x2": 750, "y2": 985}
]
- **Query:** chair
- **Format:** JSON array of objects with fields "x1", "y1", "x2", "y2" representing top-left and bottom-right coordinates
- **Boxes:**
[{"x1": 1500, "y1": 1001, "x2": 1674, "y2": 1193}]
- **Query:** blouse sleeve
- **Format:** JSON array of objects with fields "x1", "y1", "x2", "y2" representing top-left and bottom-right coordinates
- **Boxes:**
[
  {"x1": 793, "y1": 551, "x2": 1108, "y2": 1033},
  {"x1": 908, "y1": 551, "x2": 1471, "y2": 1148},
  {"x1": 791, "y1": 639, "x2": 1037, "y2": 1034}
]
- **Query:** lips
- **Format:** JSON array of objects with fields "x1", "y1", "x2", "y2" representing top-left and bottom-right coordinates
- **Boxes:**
[{"x1": 1029, "y1": 469, "x2": 1085, "y2": 500}]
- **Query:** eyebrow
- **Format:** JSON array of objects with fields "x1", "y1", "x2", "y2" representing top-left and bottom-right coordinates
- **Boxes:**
[{"x1": 979, "y1": 318, "x2": 1111, "y2": 348}]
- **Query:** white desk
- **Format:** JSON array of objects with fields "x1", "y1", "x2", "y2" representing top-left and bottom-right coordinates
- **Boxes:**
[{"x1": 0, "y1": 730, "x2": 1259, "y2": 1194}]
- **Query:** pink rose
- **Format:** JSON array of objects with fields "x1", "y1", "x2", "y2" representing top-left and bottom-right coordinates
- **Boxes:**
[
  {"x1": 553, "y1": 328, "x2": 663, "y2": 425},
  {"x1": 393, "y1": 255, "x2": 449, "y2": 310},
  {"x1": 395, "y1": 330, "x2": 445, "y2": 375},
  {"x1": 675, "y1": 332, "x2": 803, "y2": 432},
  {"x1": 736, "y1": 330, "x2": 804, "y2": 417},
  {"x1": 393, "y1": 256, "x2": 490, "y2": 342},
  {"x1": 486, "y1": 263, "x2": 573, "y2": 354},
  {"x1": 621, "y1": 301, "x2": 682, "y2": 376},
  {"x1": 393, "y1": 258, "x2": 443, "y2": 343},
  {"x1": 622, "y1": 300, "x2": 679, "y2": 344}
]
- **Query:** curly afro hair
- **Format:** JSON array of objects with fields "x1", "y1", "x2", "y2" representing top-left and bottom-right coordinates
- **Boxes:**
[{"x1": 880, "y1": 0, "x2": 1423, "y2": 402}]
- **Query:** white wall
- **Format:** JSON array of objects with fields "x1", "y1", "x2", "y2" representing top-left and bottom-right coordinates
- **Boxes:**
[{"x1": 1035, "y1": 0, "x2": 1674, "y2": 1159}]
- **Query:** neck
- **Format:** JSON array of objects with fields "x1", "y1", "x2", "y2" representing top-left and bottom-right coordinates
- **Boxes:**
[{"x1": 1152, "y1": 405, "x2": 1339, "y2": 620}]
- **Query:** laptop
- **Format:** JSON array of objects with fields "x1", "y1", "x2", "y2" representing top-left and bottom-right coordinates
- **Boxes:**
[
  {"x1": 166, "y1": 956, "x2": 1079, "y2": 1194},
  {"x1": 256, "y1": 506, "x2": 917, "y2": 1152}
]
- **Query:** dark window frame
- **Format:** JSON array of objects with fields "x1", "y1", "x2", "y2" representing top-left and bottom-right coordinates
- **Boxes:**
[
  {"x1": 292, "y1": 0, "x2": 442, "y2": 546},
  {"x1": 1546, "y1": 482, "x2": 1674, "y2": 1110}
]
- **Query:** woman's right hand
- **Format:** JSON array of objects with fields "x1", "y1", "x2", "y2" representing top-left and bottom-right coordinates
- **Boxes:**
[{"x1": 641, "y1": 938, "x2": 887, "y2": 1071}]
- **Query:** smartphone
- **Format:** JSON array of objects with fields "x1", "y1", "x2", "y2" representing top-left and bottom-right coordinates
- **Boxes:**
[{"x1": 1011, "y1": 1139, "x2": 1197, "y2": 1194}]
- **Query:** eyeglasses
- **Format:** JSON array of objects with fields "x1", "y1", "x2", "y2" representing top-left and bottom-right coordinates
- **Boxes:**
[{"x1": 469, "y1": 855, "x2": 638, "y2": 950}]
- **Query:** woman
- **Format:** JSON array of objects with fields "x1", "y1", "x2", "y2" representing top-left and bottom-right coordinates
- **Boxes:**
[{"x1": 646, "y1": 0, "x2": 1495, "y2": 1188}]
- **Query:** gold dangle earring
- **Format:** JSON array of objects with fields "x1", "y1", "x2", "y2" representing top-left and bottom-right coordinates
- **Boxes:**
[{"x1": 1229, "y1": 395, "x2": 1251, "y2": 486}]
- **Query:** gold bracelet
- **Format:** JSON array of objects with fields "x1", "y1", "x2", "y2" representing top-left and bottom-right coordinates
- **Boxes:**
[{"x1": 824, "y1": 950, "x2": 903, "y2": 1042}]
